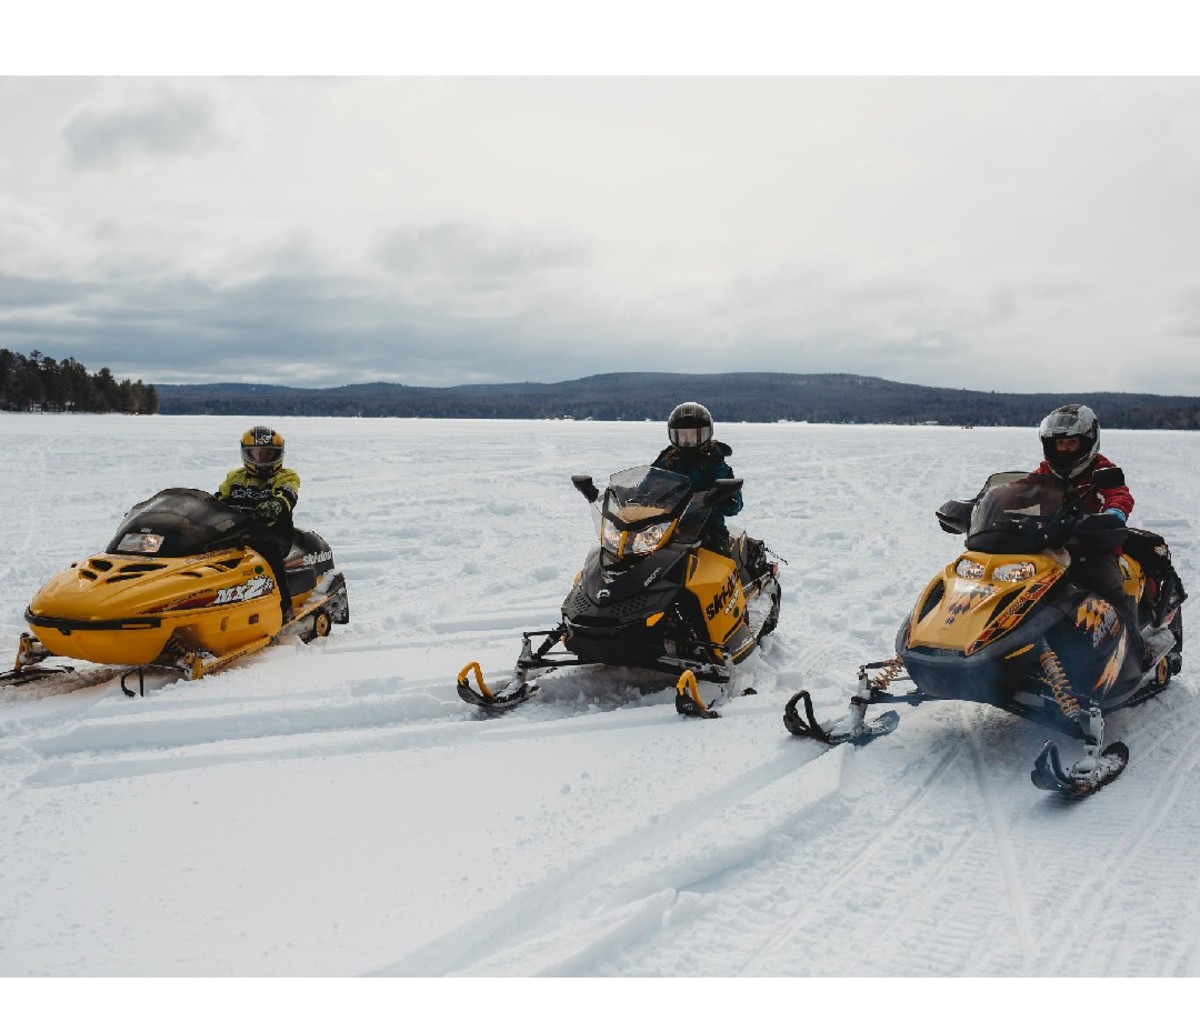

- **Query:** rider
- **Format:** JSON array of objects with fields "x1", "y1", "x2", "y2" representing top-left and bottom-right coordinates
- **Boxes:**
[
  {"x1": 653, "y1": 402, "x2": 743, "y2": 556},
  {"x1": 1032, "y1": 404, "x2": 1150, "y2": 670},
  {"x1": 216, "y1": 425, "x2": 301, "y2": 623}
]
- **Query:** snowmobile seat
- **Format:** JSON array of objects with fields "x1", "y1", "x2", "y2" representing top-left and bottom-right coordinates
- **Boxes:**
[{"x1": 1123, "y1": 527, "x2": 1187, "y2": 626}]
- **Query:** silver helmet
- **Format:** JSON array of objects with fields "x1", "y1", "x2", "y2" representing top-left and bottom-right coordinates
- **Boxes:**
[{"x1": 1038, "y1": 404, "x2": 1099, "y2": 479}]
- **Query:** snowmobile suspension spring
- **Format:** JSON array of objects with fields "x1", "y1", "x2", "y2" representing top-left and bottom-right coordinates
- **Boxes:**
[
  {"x1": 859, "y1": 656, "x2": 905, "y2": 691},
  {"x1": 1040, "y1": 648, "x2": 1080, "y2": 721}
]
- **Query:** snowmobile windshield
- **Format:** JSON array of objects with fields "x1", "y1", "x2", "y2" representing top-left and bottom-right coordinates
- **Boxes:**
[
  {"x1": 105, "y1": 488, "x2": 252, "y2": 558},
  {"x1": 598, "y1": 466, "x2": 693, "y2": 561},
  {"x1": 967, "y1": 474, "x2": 1068, "y2": 554},
  {"x1": 604, "y1": 466, "x2": 692, "y2": 525}
]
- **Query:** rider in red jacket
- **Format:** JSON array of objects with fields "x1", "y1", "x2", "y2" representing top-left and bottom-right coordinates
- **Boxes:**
[
  {"x1": 1032, "y1": 451, "x2": 1133, "y2": 521},
  {"x1": 1033, "y1": 404, "x2": 1148, "y2": 669}
]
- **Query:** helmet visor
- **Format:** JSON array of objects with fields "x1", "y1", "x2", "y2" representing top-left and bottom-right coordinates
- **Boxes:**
[
  {"x1": 244, "y1": 446, "x2": 283, "y2": 465},
  {"x1": 669, "y1": 425, "x2": 711, "y2": 448},
  {"x1": 1039, "y1": 408, "x2": 1089, "y2": 438}
]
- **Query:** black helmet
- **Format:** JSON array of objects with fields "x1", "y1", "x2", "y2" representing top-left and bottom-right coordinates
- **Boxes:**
[
  {"x1": 1038, "y1": 404, "x2": 1099, "y2": 479},
  {"x1": 667, "y1": 402, "x2": 714, "y2": 449},
  {"x1": 241, "y1": 425, "x2": 285, "y2": 479}
]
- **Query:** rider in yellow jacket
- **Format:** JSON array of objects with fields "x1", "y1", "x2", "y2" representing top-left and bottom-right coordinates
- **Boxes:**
[{"x1": 216, "y1": 425, "x2": 301, "y2": 622}]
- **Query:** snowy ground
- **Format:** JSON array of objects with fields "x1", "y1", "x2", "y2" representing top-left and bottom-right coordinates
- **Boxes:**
[{"x1": 2, "y1": 414, "x2": 1199, "y2": 992}]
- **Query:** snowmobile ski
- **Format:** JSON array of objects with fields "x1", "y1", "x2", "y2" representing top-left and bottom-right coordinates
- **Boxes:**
[
  {"x1": 456, "y1": 661, "x2": 538, "y2": 713},
  {"x1": 1030, "y1": 739, "x2": 1129, "y2": 797},
  {"x1": 783, "y1": 689, "x2": 900, "y2": 746},
  {"x1": 674, "y1": 669, "x2": 720, "y2": 719},
  {"x1": 1, "y1": 664, "x2": 75, "y2": 688}
]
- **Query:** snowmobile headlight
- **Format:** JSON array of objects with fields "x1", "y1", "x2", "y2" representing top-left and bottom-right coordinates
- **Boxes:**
[
  {"x1": 601, "y1": 518, "x2": 623, "y2": 555},
  {"x1": 116, "y1": 532, "x2": 164, "y2": 554},
  {"x1": 954, "y1": 557, "x2": 985, "y2": 580},
  {"x1": 629, "y1": 521, "x2": 671, "y2": 556},
  {"x1": 992, "y1": 561, "x2": 1037, "y2": 583}
]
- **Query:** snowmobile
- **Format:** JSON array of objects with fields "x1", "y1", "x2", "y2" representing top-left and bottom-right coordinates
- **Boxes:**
[
  {"x1": 456, "y1": 464, "x2": 782, "y2": 718},
  {"x1": 2, "y1": 487, "x2": 349, "y2": 697},
  {"x1": 783, "y1": 467, "x2": 1187, "y2": 797}
]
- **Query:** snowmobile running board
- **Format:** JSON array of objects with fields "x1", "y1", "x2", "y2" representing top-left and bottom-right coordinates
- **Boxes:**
[{"x1": 783, "y1": 690, "x2": 900, "y2": 746}]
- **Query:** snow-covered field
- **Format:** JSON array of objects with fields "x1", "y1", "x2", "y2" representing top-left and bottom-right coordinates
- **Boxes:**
[{"x1": 2, "y1": 414, "x2": 1199, "y2": 990}]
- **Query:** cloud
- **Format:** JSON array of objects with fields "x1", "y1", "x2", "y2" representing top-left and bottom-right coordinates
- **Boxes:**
[
  {"x1": 0, "y1": 274, "x2": 93, "y2": 309},
  {"x1": 2, "y1": 78, "x2": 1200, "y2": 394},
  {"x1": 63, "y1": 84, "x2": 221, "y2": 170},
  {"x1": 374, "y1": 222, "x2": 589, "y2": 286}
]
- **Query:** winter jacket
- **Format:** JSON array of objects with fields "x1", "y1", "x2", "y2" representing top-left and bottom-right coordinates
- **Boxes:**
[
  {"x1": 216, "y1": 467, "x2": 301, "y2": 530},
  {"x1": 1031, "y1": 453, "x2": 1132, "y2": 553},
  {"x1": 1031, "y1": 453, "x2": 1133, "y2": 518},
  {"x1": 652, "y1": 440, "x2": 742, "y2": 534}
]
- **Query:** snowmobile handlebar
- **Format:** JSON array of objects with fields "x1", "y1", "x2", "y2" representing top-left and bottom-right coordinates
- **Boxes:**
[
  {"x1": 703, "y1": 477, "x2": 743, "y2": 508},
  {"x1": 1068, "y1": 510, "x2": 1128, "y2": 548},
  {"x1": 938, "y1": 465, "x2": 1127, "y2": 539},
  {"x1": 1053, "y1": 465, "x2": 1129, "y2": 546}
]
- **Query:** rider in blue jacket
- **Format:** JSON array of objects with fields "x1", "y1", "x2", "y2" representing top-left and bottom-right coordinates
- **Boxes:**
[{"x1": 652, "y1": 402, "x2": 742, "y2": 552}]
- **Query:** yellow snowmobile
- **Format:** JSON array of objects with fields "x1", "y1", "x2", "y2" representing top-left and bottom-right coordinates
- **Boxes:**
[
  {"x1": 784, "y1": 468, "x2": 1186, "y2": 796},
  {"x1": 457, "y1": 465, "x2": 782, "y2": 718},
  {"x1": 2, "y1": 488, "x2": 349, "y2": 696}
]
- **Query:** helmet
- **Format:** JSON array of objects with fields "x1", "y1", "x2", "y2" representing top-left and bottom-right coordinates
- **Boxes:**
[
  {"x1": 241, "y1": 425, "x2": 285, "y2": 478},
  {"x1": 1038, "y1": 404, "x2": 1099, "y2": 479},
  {"x1": 667, "y1": 402, "x2": 714, "y2": 450}
]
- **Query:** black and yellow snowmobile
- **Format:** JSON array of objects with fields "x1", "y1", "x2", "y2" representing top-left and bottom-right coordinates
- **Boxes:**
[
  {"x1": 457, "y1": 465, "x2": 782, "y2": 718},
  {"x1": 784, "y1": 467, "x2": 1186, "y2": 796},
  {"x1": 2, "y1": 488, "x2": 349, "y2": 696}
]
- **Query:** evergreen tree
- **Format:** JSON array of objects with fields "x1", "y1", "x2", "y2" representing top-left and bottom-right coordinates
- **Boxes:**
[{"x1": 0, "y1": 348, "x2": 158, "y2": 414}]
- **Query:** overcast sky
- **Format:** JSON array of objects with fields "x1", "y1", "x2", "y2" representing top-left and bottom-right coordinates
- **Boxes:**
[{"x1": 3, "y1": 12, "x2": 1200, "y2": 395}]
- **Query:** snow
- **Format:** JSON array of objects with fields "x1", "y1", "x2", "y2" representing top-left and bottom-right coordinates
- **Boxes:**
[{"x1": 2, "y1": 414, "x2": 1199, "y2": 1000}]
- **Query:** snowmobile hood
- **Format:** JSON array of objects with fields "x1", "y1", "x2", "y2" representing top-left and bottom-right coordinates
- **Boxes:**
[
  {"x1": 27, "y1": 547, "x2": 269, "y2": 623},
  {"x1": 904, "y1": 550, "x2": 1069, "y2": 656},
  {"x1": 21, "y1": 488, "x2": 288, "y2": 668}
]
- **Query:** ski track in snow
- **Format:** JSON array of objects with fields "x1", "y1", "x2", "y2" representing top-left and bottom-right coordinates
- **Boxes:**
[{"x1": 1, "y1": 416, "x2": 1199, "y2": 978}]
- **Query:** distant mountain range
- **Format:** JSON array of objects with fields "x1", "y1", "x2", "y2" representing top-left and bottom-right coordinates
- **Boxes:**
[{"x1": 153, "y1": 372, "x2": 1200, "y2": 429}]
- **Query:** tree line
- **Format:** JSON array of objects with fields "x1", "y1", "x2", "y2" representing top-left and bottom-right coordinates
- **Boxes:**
[
  {"x1": 154, "y1": 372, "x2": 1200, "y2": 429},
  {"x1": 6, "y1": 355, "x2": 1197, "y2": 427},
  {"x1": 0, "y1": 349, "x2": 158, "y2": 414}
]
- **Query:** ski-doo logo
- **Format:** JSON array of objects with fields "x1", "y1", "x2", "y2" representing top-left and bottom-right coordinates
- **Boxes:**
[
  {"x1": 302, "y1": 549, "x2": 333, "y2": 567},
  {"x1": 705, "y1": 572, "x2": 741, "y2": 620},
  {"x1": 213, "y1": 576, "x2": 276, "y2": 606},
  {"x1": 1076, "y1": 597, "x2": 1120, "y2": 647}
]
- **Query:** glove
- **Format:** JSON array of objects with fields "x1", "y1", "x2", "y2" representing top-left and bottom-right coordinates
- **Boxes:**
[
  {"x1": 255, "y1": 498, "x2": 285, "y2": 523},
  {"x1": 1104, "y1": 507, "x2": 1128, "y2": 524}
]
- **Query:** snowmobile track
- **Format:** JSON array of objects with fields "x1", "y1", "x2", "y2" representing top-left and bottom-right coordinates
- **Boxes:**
[
  {"x1": 1036, "y1": 702, "x2": 1200, "y2": 976},
  {"x1": 735, "y1": 733, "x2": 969, "y2": 975},
  {"x1": 959, "y1": 702, "x2": 1036, "y2": 965},
  {"x1": 372, "y1": 715, "x2": 857, "y2": 976}
]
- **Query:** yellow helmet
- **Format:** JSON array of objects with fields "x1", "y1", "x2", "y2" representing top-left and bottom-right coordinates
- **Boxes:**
[{"x1": 241, "y1": 425, "x2": 285, "y2": 478}]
